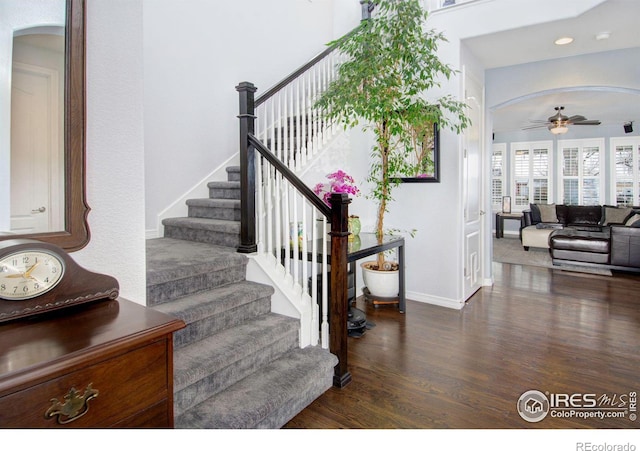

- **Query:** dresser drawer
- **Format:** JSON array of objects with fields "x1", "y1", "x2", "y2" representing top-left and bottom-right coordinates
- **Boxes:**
[{"x1": 0, "y1": 339, "x2": 169, "y2": 428}]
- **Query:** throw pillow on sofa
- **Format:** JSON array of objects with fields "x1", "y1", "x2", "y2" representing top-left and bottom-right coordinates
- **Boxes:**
[
  {"x1": 538, "y1": 203, "x2": 558, "y2": 223},
  {"x1": 602, "y1": 206, "x2": 633, "y2": 225},
  {"x1": 529, "y1": 203, "x2": 542, "y2": 223},
  {"x1": 625, "y1": 213, "x2": 640, "y2": 227}
]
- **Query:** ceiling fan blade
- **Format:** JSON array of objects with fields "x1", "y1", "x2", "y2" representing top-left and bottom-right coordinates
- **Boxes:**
[
  {"x1": 567, "y1": 115, "x2": 586, "y2": 122},
  {"x1": 572, "y1": 120, "x2": 601, "y2": 125},
  {"x1": 528, "y1": 120, "x2": 550, "y2": 124},
  {"x1": 522, "y1": 124, "x2": 548, "y2": 130}
]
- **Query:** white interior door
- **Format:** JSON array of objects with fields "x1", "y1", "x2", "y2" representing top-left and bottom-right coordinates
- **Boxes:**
[
  {"x1": 462, "y1": 70, "x2": 484, "y2": 301},
  {"x1": 10, "y1": 63, "x2": 62, "y2": 234}
]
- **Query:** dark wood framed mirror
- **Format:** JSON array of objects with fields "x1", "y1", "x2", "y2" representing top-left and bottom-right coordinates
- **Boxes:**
[
  {"x1": 392, "y1": 122, "x2": 441, "y2": 183},
  {"x1": 1, "y1": 0, "x2": 89, "y2": 251}
]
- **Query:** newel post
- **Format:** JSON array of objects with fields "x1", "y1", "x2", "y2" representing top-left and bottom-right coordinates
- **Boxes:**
[
  {"x1": 329, "y1": 193, "x2": 352, "y2": 388},
  {"x1": 236, "y1": 82, "x2": 258, "y2": 254}
]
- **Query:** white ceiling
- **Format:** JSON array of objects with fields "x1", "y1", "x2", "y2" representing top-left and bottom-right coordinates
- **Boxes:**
[{"x1": 461, "y1": 0, "x2": 640, "y2": 133}]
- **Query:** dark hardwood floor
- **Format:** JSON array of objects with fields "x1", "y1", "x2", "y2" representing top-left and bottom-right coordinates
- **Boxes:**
[{"x1": 284, "y1": 262, "x2": 640, "y2": 429}]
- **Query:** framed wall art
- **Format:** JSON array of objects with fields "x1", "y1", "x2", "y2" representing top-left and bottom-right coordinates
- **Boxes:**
[{"x1": 502, "y1": 196, "x2": 512, "y2": 214}]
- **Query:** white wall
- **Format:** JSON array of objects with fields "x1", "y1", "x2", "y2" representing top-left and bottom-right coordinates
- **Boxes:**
[
  {"x1": 142, "y1": 0, "x2": 361, "y2": 235},
  {"x1": 486, "y1": 48, "x2": 640, "y2": 111},
  {"x1": 73, "y1": 0, "x2": 147, "y2": 304},
  {"x1": 0, "y1": 0, "x2": 146, "y2": 304}
]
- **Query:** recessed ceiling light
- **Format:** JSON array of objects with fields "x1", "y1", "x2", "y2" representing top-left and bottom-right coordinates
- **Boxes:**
[
  {"x1": 596, "y1": 31, "x2": 611, "y2": 40},
  {"x1": 554, "y1": 37, "x2": 574, "y2": 46}
]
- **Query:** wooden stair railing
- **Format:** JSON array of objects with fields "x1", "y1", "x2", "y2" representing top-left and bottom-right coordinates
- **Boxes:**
[
  {"x1": 237, "y1": 82, "x2": 352, "y2": 388},
  {"x1": 234, "y1": 1, "x2": 379, "y2": 390}
]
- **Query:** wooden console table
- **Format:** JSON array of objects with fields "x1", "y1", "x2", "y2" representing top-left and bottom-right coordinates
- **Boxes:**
[
  {"x1": 0, "y1": 298, "x2": 184, "y2": 428},
  {"x1": 286, "y1": 233, "x2": 406, "y2": 313}
]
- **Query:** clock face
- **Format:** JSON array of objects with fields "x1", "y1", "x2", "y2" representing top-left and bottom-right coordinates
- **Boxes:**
[{"x1": 0, "y1": 250, "x2": 65, "y2": 301}]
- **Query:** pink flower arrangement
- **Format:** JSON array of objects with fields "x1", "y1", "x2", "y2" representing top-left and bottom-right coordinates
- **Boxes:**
[{"x1": 313, "y1": 170, "x2": 360, "y2": 207}]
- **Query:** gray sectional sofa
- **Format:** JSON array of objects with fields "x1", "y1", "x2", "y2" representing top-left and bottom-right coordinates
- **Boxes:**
[{"x1": 520, "y1": 204, "x2": 640, "y2": 273}]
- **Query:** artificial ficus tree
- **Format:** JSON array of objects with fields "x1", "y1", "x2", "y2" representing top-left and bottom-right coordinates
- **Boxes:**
[{"x1": 315, "y1": 0, "x2": 470, "y2": 270}]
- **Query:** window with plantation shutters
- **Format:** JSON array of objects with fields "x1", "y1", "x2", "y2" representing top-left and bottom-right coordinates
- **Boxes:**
[
  {"x1": 510, "y1": 141, "x2": 552, "y2": 210},
  {"x1": 558, "y1": 139, "x2": 604, "y2": 206},
  {"x1": 491, "y1": 143, "x2": 506, "y2": 210},
  {"x1": 611, "y1": 137, "x2": 640, "y2": 206}
]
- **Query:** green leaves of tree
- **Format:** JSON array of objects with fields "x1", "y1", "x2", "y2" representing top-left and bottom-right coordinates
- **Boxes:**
[{"x1": 316, "y1": 0, "x2": 470, "y2": 244}]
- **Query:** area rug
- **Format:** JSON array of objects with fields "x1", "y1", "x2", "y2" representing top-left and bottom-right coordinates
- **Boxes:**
[{"x1": 492, "y1": 237, "x2": 612, "y2": 276}]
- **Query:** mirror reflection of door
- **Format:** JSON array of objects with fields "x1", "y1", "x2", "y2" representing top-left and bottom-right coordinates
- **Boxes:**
[{"x1": 10, "y1": 32, "x2": 64, "y2": 234}]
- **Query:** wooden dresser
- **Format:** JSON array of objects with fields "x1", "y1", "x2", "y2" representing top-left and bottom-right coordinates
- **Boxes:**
[{"x1": 0, "y1": 298, "x2": 184, "y2": 428}]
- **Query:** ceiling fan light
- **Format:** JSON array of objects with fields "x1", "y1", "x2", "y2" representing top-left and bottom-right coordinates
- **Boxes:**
[{"x1": 549, "y1": 125, "x2": 569, "y2": 135}]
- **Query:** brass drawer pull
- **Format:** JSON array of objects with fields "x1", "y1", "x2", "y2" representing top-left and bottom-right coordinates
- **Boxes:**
[{"x1": 45, "y1": 383, "x2": 99, "y2": 424}]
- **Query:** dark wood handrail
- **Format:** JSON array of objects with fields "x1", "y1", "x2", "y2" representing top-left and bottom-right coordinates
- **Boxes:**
[
  {"x1": 255, "y1": 45, "x2": 336, "y2": 108},
  {"x1": 255, "y1": 2, "x2": 374, "y2": 108},
  {"x1": 248, "y1": 134, "x2": 331, "y2": 218}
]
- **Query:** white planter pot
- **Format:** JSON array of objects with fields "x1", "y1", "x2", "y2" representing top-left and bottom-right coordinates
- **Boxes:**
[{"x1": 361, "y1": 261, "x2": 399, "y2": 298}]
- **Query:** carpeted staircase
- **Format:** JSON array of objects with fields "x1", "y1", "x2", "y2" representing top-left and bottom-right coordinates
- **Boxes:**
[{"x1": 146, "y1": 166, "x2": 337, "y2": 428}]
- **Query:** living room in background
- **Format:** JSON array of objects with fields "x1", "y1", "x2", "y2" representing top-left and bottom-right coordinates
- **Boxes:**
[
  {"x1": 557, "y1": 138, "x2": 605, "y2": 206},
  {"x1": 611, "y1": 136, "x2": 640, "y2": 207},
  {"x1": 510, "y1": 141, "x2": 553, "y2": 211}
]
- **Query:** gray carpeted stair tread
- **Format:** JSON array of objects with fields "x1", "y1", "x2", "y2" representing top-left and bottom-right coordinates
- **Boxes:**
[
  {"x1": 207, "y1": 180, "x2": 240, "y2": 189},
  {"x1": 155, "y1": 283, "x2": 273, "y2": 348},
  {"x1": 172, "y1": 314, "x2": 300, "y2": 415},
  {"x1": 186, "y1": 198, "x2": 240, "y2": 208},
  {"x1": 207, "y1": 181, "x2": 241, "y2": 200},
  {"x1": 187, "y1": 198, "x2": 241, "y2": 221},
  {"x1": 162, "y1": 216, "x2": 241, "y2": 232},
  {"x1": 163, "y1": 217, "x2": 241, "y2": 247},
  {"x1": 173, "y1": 312, "x2": 298, "y2": 391},
  {"x1": 153, "y1": 280, "x2": 273, "y2": 325},
  {"x1": 146, "y1": 237, "x2": 246, "y2": 286},
  {"x1": 146, "y1": 237, "x2": 247, "y2": 305},
  {"x1": 175, "y1": 346, "x2": 338, "y2": 429},
  {"x1": 225, "y1": 166, "x2": 240, "y2": 182}
]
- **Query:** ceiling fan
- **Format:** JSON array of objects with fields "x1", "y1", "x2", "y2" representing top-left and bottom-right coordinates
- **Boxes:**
[{"x1": 523, "y1": 106, "x2": 601, "y2": 135}]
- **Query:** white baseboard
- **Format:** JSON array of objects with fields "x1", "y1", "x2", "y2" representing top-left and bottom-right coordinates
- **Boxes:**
[{"x1": 406, "y1": 290, "x2": 465, "y2": 310}]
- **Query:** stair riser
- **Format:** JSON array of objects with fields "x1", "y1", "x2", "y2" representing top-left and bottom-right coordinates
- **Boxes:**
[
  {"x1": 174, "y1": 329, "x2": 298, "y2": 416},
  {"x1": 188, "y1": 206, "x2": 241, "y2": 221},
  {"x1": 209, "y1": 187, "x2": 240, "y2": 200},
  {"x1": 173, "y1": 297, "x2": 271, "y2": 348},
  {"x1": 226, "y1": 171, "x2": 240, "y2": 182},
  {"x1": 164, "y1": 226, "x2": 240, "y2": 248},
  {"x1": 147, "y1": 266, "x2": 247, "y2": 306}
]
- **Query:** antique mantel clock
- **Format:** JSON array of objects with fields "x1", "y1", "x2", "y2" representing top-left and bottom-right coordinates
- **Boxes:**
[{"x1": 0, "y1": 239, "x2": 119, "y2": 323}]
